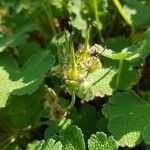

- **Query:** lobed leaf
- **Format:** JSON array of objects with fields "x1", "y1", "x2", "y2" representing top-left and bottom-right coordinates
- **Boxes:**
[
  {"x1": 103, "y1": 91, "x2": 150, "y2": 147},
  {"x1": 88, "y1": 132, "x2": 118, "y2": 150},
  {"x1": 35, "y1": 138, "x2": 62, "y2": 150},
  {"x1": 0, "y1": 51, "x2": 55, "y2": 108},
  {"x1": 59, "y1": 125, "x2": 86, "y2": 150}
]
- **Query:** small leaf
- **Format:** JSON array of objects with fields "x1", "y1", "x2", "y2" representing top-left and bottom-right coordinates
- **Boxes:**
[
  {"x1": 26, "y1": 141, "x2": 40, "y2": 150},
  {"x1": 59, "y1": 125, "x2": 86, "y2": 150},
  {"x1": 35, "y1": 138, "x2": 62, "y2": 150},
  {"x1": 88, "y1": 132, "x2": 118, "y2": 150}
]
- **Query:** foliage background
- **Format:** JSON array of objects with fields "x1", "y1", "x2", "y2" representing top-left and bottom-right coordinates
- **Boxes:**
[{"x1": 0, "y1": 0, "x2": 150, "y2": 149}]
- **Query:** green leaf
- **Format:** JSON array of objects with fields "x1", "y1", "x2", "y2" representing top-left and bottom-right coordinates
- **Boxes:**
[
  {"x1": 102, "y1": 58, "x2": 140, "y2": 90},
  {"x1": 102, "y1": 91, "x2": 150, "y2": 147},
  {"x1": 0, "y1": 51, "x2": 55, "y2": 108},
  {"x1": 69, "y1": 105, "x2": 100, "y2": 140},
  {"x1": 123, "y1": 40, "x2": 147, "y2": 64},
  {"x1": 114, "y1": 60, "x2": 140, "y2": 90},
  {"x1": 18, "y1": 42, "x2": 42, "y2": 65},
  {"x1": 44, "y1": 118, "x2": 73, "y2": 139},
  {"x1": 104, "y1": 36, "x2": 130, "y2": 52},
  {"x1": 5, "y1": 145, "x2": 21, "y2": 150},
  {"x1": 95, "y1": 41, "x2": 146, "y2": 61},
  {"x1": 83, "y1": 46, "x2": 140, "y2": 92},
  {"x1": 95, "y1": 44, "x2": 132, "y2": 60},
  {"x1": 58, "y1": 117, "x2": 73, "y2": 131},
  {"x1": 0, "y1": 24, "x2": 34, "y2": 52},
  {"x1": 59, "y1": 125, "x2": 86, "y2": 150},
  {"x1": 82, "y1": 0, "x2": 109, "y2": 30},
  {"x1": 86, "y1": 67, "x2": 116, "y2": 96},
  {"x1": 95, "y1": 34, "x2": 148, "y2": 63},
  {"x1": 134, "y1": 28, "x2": 150, "y2": 61},
  {"x1": 88, "y1": 132, "x2": 118, "y2": 150},
  {"x1": 94, "y1": 43, "x2": 143, "y2": 90},
  {"x1": 44, "y1": 121, "x2": 59, "y2": 139},
  {"x1": 68, "y1": 0, "x2": 86, "y2": 28},
  {"x1": 35, "y1": 138, "x2": 62, "y2": 150},
  {"x1": 68, "y1": 0, "x2": 87, "y2": 36},
  {"x1": 123, "y1": 0, "x2": 150, "y2": 27},
  {"x1": 143, "y1": 126, "x2": 150, "y2": 145},
  {"x1": 0, "y1": 87, "x2": 45, "y2": 128},
  {"x1": 27, "y1": 141, "x2": 40, "y2": 150},
  {"x1": 96, "y1": 117, "x2": 109, "y2": 134}
]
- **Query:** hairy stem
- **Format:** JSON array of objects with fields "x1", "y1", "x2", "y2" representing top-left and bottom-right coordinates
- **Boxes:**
[
  {"x1": 67, "y1": 93, "x2": 76, "y2": 110},
  {"x1": 116, "y1": 60, "x2": 123, "y2": 89}
]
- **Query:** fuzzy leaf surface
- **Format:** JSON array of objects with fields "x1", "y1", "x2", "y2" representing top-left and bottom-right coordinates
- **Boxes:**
[
  {"x1": 103, "y1": 91, "x2": 150, "y2": 147},
  {"x1": 35, "y1": 138, "x2": 62, "y2": 150},
  {"x1": 0, "y1": 51, "x2": 55, "y2": 108},
  {"x1": 59, "y1": 125, "x2": 86, "y2": 150},
  {"x1": 88, "y1": 132, "x2": 118, "y2": 150},
  {"x1": 86, "y1": 67, "x2": 116, "y2": 96}
]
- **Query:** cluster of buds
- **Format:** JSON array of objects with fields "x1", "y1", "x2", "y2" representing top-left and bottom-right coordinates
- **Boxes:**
[{"x1": 77, "y1": 45, "x2": 102, "y2": 78}]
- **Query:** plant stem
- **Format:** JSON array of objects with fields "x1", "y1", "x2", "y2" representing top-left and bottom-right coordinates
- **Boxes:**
[
  {"x1": 116, "y1": 60, "x2": 123, "y2": 89},
  {"x1": 67, "y1": 93, "x2": 76, "y2": 110},
  {"x1": 113, "y1": 0, "x2": 132, "y2": 26},
  {"x1": 56, "y1": 37, "x2": 62, "y2": 66},
  {"x1": 42, "y1": 3, "x2": 56, "y2": 36},
  {"x1": 93, "y1": 0, "x2": 104, "y2": 43},
  {"x1": 113, "y1": 0, "x2": 135, "y2": 41}
]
